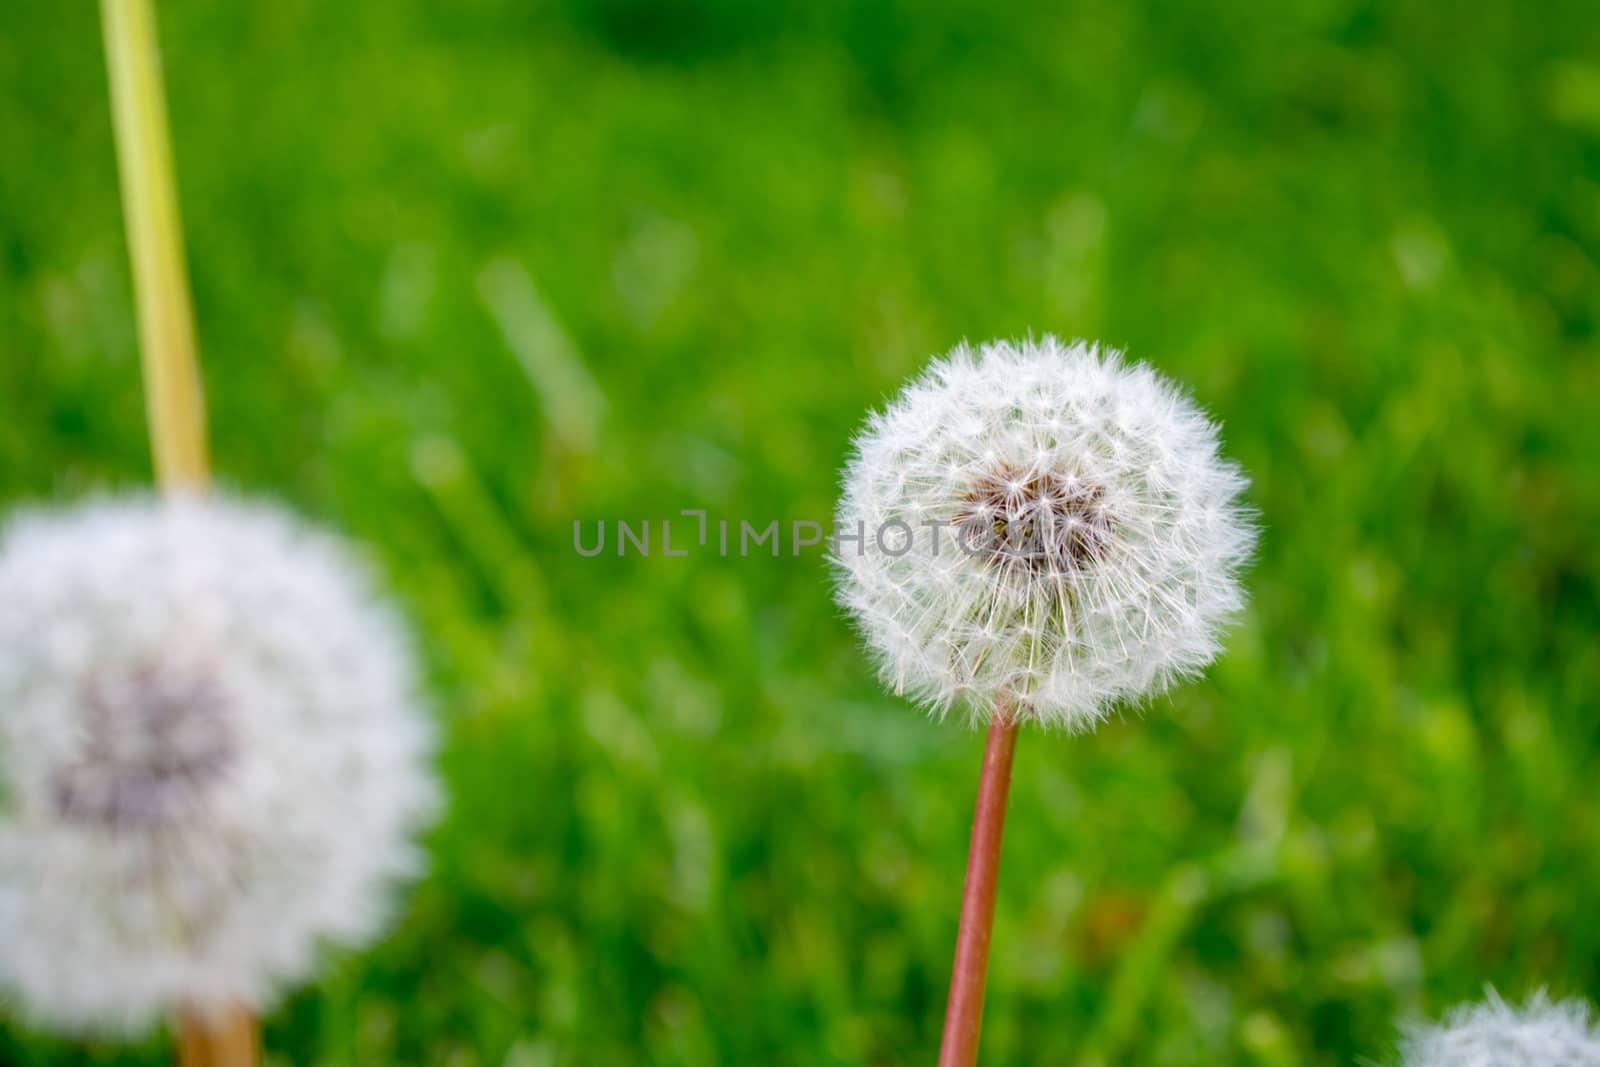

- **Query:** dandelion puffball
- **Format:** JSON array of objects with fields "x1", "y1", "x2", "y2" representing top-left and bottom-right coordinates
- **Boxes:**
[
  {"x1": 0, "y1": 494, "x2": 438, "y2": 1033},
  {"x1": 1399, "y1": 990, "x2": 1600, "y2": 1067},
  {"x1": 832, "y1": 337, "x2": 1254, "y2": 730}
]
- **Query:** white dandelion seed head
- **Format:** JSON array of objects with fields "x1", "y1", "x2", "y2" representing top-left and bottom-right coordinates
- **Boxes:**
[
  {"x1": 831, "y1": 337, "x2": 1255, "y2": 731},
  {"x1": 0, "y1": 493, "x2": 440, "y2": 1034},
  {"x1": 1399, "y1": 989, "x2": 1600, "y2": 1067}
]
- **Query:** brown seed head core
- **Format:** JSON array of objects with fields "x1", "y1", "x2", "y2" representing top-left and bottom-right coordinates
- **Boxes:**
[
  {"x1": 52, "y1": 660, "x2": 236, "y2": 827},
  {"x1": 954, "y1": 463, "x2": 1115, "y2": 575}
]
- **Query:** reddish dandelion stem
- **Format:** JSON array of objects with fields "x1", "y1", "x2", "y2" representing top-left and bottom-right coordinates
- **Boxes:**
[{"x1": 937, "y1": 707, "x2": 1021, "y2": 1067}]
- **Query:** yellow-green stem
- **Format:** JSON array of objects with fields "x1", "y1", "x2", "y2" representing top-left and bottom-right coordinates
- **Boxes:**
[
  {"x1": 178, "y1": 1004, "x2": 258, "y2": 1067},
  {"x1": 101, "y1": 0, "x2": 209, "y2": 491}
]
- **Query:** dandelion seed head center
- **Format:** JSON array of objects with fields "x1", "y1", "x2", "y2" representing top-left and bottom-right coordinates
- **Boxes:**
[
  {"x1": 954, "y1": 462, "x2": 1116, "y2": 575},
  {"x1": 52, "y1": 659, "x2": 236, "y2": 828}
]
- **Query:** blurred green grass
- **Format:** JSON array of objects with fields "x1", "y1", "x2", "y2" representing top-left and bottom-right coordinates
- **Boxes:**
[{"x1": 2, "y1": 1, "x2": 1599, "y2": 1064}]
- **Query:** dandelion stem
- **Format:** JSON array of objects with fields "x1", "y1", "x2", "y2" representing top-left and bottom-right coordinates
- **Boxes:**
[
  {"x1": 100, "y1": 0, "x2": 209, "y2": 492},
  {"x1": 937, "y1": 706, "x2": 1020, "y2": 1067},
  {"x1": 102, "y1": 4, "x2": 237, "y2": 1062},
  {"x1": 177, "y1": 1004, "x2": 258, "y2": 1067}
]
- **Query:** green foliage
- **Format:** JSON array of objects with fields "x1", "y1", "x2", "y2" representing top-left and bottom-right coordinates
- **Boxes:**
[{"x1": 1, "y1": 1, "x2": 1598, "y2": 1063}]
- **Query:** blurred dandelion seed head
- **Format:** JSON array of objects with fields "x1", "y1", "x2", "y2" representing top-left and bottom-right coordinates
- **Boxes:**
[
  {"x1": 1400, "y1": 989, "x2": 1600, "y2": 1067},
  {"x1": 51, "y1": 656, "x2": 236, "y2": 828},
  {"x1": 0, "y1": 494, "x2": 439, "y2": 1033},
  {"x1": 832, "y1": 337, "x2": 1255, "y2": 730}
]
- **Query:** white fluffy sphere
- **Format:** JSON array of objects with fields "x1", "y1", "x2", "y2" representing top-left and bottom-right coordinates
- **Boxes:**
[
  {"x1": 0, "y1": 494, "x2": 439, "y2": 1033},
  {"x1": 832, "y1": 337, "x2": 1254, "y2": 730},
  {"x1": 1401, "y1": 990, "x2": 1600, "y2": 1067}
]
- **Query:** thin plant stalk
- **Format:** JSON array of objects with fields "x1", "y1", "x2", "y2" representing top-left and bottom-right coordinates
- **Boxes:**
[
  {"x1": 937, "y1": 706, "x2": 1021, "y2": 1067},
  {"x1": 101, "y1": 1, "x2": 244, "y2": 1061},
  {"x1": 177, "y1": 1005, "x2": 258, "y2": 1067},
  {"x1": 100, "y1": 0, "x2": 209, "y2": 491}
]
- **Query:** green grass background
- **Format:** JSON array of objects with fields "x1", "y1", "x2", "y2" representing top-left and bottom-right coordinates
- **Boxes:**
[{"x1": 3, "y1": 1, "x2": 1599, "y2": 1063}]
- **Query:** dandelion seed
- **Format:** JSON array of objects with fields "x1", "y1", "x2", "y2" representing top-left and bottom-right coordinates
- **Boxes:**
[
  {"x1": 832, "y1": 336, "x2": 1255, "y2": 732},
  {"x1": 1399, "y1": 989, "x2": 1600, "y2": 1067},
  {"x1": 831, "y1": 336, "x2": 1254, "y2": 1066},
  {"x1": 0, "y1": 494, "x2": 439, "y2": 1034}
]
